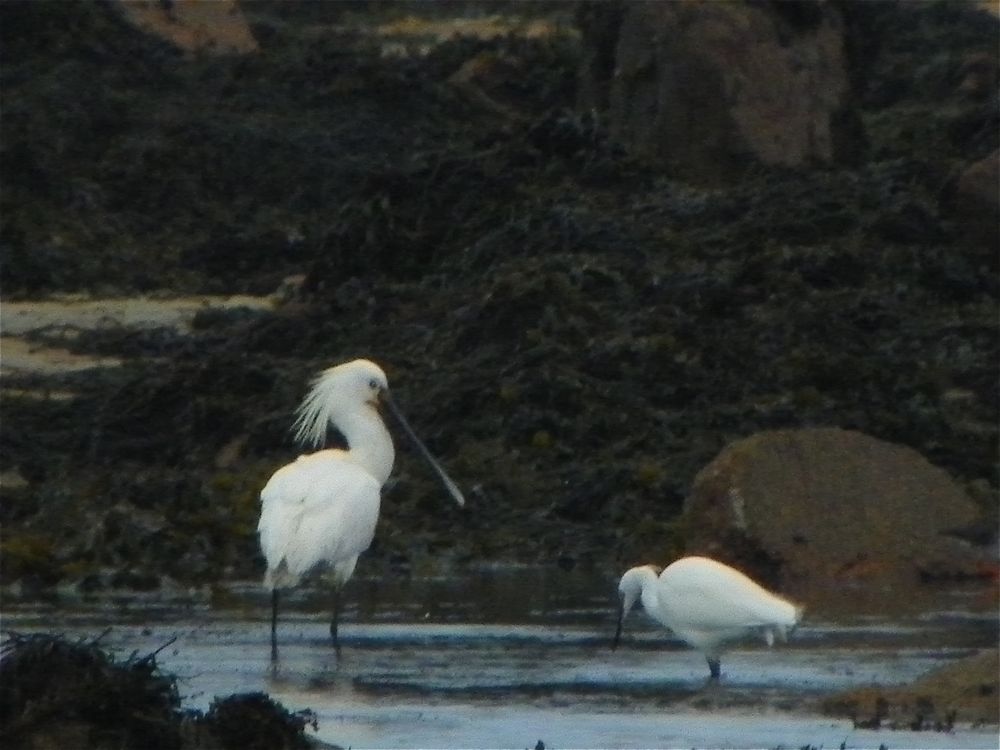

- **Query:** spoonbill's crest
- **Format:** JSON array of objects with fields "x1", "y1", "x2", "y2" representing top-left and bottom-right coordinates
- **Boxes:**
[
  {"x1": 613, "y1": 556, "x2": 802, "y2": 680},
  {"x1": 292, "y1": 359, "x2": 389, "y2": 449},
  {"x1": 259, "y1": 358, "x2": 465, "y2": 661}
]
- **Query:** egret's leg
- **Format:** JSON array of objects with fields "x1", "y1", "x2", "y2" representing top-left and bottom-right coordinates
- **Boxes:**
[
  {"x1": 330, "y1": 588, "x2": 341, "y2": 656},
  {"x1": 706, "y1": 655, "x2": 721, "y2": 680},
  {"x1": 270, "y1": 588, "x2": 280, "y2": 662}
]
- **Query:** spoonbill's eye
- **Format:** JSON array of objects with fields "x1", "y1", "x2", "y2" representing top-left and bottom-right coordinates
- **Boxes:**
[{"x1": 368, "y1": 379, "x2": 379, "y2": 390}]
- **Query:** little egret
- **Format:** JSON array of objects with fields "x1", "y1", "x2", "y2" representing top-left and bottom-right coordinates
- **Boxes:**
[
  {"x1": 258, "y1": 358, "x2": 464, "y2": 660},
  {"x1": 613, "y1": 556, "x2": 802, "y2": 680}
]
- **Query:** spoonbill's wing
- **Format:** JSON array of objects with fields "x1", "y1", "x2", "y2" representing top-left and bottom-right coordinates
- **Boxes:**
[{"x1": 259, "y1": 450, "x2": 381, "y2": 585}]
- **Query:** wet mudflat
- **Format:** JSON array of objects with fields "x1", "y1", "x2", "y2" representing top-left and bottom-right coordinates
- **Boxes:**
[{"x1": 3, "y1": 569, "x2": 996, "y2": 749}]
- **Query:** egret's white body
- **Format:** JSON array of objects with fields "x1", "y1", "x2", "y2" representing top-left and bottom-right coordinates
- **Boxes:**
[
  {"x1": 258, "y1": 358, "x2": 463, "y2": 659},
  {"x1": 615, "y1": 556, "x2": 802, "y2": 679}
]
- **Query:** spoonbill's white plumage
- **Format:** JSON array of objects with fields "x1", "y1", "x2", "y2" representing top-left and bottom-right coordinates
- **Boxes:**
[
  {"x1": 613, "y1": 556, "x2": 802, "y2": 680},
  {"x1": 258, "y1": 358, "x2": 464, "y2": 660}
]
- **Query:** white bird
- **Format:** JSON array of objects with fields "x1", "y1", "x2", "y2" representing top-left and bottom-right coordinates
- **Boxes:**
[
  {"x1": 613, "y1": 556, "x2": 802, "y2": 680},
  {"x1": 258, "y1": 358, "x2": 464, "y2": 660}
]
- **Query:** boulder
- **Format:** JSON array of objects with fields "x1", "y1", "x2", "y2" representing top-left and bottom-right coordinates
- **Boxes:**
[
  {"x1": 116, "y1": 0, "x2": 257, "y2": 55},
  {"x1": 683, "y1": 428, "x2": 985, "y2": 582},
  {"x1": 577, "y1": 0, "x2": 863, "y2": 181},
  {"x1": 822, "y1": 648, "x2": 1000, "y2": 729},
  {"x1": 957, "y1": 51, "x2": 998, "y2": 101},
  {"x1": 948, "y1": 149, "x2": 999, "y2": 247}
]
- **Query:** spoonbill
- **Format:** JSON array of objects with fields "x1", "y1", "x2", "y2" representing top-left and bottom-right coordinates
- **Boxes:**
[
  {"x1": 613, "y1": 556, "x2": 802, "y2": 680},
  {"x1": 258, "y1": 358, "x2": 464, "y2": 660}
]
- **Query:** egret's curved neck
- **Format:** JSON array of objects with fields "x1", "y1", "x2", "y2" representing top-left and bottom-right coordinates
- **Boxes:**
[
  {"x1": 338, "y1": 406, "x2": 394, "y2": 486},
  {"x1": 638, "y1": 568, "x2": 661, "y2": 613}
]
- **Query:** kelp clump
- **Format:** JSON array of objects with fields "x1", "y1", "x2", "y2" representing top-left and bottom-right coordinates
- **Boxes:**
[{"x1": 0, "y1": 632, "x2": 322, "y2": 750}]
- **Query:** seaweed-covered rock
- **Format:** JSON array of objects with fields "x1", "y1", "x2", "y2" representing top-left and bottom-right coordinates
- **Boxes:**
[
  {"x1": 0, "y1": 1, "x2": 995, "y2": 590},
  {"x1": 0, "y1": 632, "x2": 185, "y2": 750},
  {"x1": 683, "y1": 428, "x2": 986, "y2": 581},
  {"x1": 204, "y1": 693, "x2": 318, "y2": 750},
  {"x1": 0, "y1": 633, "x2": 326, "y2": 750},
  {"x1": 947, "y1": 148, "x2": 1000, "y2": 245},
  {"x1": 822, "y1": 648, "x2": 1000, "y2": 730},
  {"x1": 578, "y1": 0, "x2": 861, "y2": 180}
]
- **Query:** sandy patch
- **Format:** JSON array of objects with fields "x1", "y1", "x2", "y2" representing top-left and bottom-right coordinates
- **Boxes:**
[{"x1": 0, "y1": 295, "x2": 274, "y2": 377}]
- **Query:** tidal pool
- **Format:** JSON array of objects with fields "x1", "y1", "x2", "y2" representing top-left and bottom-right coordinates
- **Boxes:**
[{"x1": 3, "y1": 567, "x2": 997, "y2": 748}]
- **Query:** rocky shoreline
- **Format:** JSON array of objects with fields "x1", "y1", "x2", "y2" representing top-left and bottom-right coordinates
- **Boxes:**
[{"x1": 1, "y1": 0, "x2": 996, "y2": 635}]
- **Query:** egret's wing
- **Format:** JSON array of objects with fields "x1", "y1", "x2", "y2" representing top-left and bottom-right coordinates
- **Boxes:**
[
  {"x1": 258, "y1": 451, "x2": 381, "y2": 583},
  {"x1": 659, "y1": 559, "x2": 799, "y2": 631}
]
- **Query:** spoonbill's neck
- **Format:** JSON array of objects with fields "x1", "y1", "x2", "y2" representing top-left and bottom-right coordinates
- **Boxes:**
[{"x1": 338, "y1": 405, "x2": 394, "y2": 486}]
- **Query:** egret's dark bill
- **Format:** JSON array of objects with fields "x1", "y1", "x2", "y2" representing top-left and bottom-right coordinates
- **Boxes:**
[{"x1": 612, "y1": 595, "x2": 625, "y2": 650}]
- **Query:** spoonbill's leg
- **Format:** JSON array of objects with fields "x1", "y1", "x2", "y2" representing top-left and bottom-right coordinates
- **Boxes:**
[
  {"x1": 270, "y1": 589, "x2": 280, "y2": 662},
  {"x1": 706, "y1": 655, "x2": 721, "y2": 680}
]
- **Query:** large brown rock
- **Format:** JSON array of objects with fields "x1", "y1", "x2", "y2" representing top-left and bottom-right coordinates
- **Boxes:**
[
  {"x1": 577, "y1": 0, "x2": 863, "y2": 181},
  {"x1": 116, "y1": 0, "x2": 258, "y2": 55},
  {"x1": 948, "y1": 149, "x2": 999, "y2": 247},
  {"x1": 683, "y1": 428, "x2": 985, "y2": 582}
]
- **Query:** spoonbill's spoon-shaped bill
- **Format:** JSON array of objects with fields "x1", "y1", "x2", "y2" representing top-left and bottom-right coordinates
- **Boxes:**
[
  {"x1": 380, "y1": 391, "x2": 465, "y2": 507},
  {"x1": 613, "y1": 556, "x2": 803, "y2": 680},
  {"x1": 259, "y1": 359, "x2": 464, "y2": 661}
]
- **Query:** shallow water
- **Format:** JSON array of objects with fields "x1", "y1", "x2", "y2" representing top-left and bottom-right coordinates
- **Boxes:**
[{"x1": 3, "y1": 568, "x2": 997, "y2": 749}]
